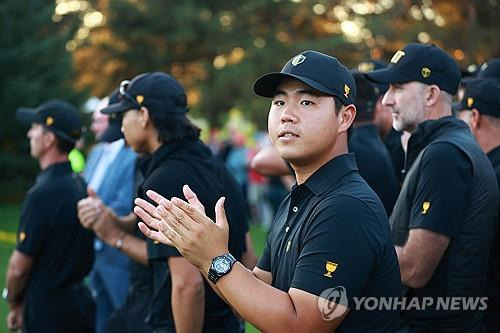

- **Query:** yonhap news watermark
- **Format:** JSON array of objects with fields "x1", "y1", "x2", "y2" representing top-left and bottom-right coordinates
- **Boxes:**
[{"x1": 318, "y1": 286, "x2": 489, "y2": 321}]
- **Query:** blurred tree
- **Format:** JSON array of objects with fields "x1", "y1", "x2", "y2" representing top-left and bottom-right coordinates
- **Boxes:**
[
  {"x1": 0, "y1": 0, "x2": 84, "y2": 201},
  {"x1": 70, "y1": 0, "x2": 499, "y2": 129}
]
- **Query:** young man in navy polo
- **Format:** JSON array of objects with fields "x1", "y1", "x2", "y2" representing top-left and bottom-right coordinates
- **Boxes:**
[
  {"x1": 5, "y1": 100, "x2": 94, "y2": 332},
  {"x1": 137, "y1": 51, "x2": 401, "y2": 332}
]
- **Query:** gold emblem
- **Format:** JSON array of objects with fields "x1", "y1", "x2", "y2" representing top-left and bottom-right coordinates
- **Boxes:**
[
  {"x1": 19, "y1": 232, "x2": 26, "y2": 242},
  {"x1": 421, "y1": 67, "x2": 431, "y2": 78},
  {"x1": 285, "y1": 240, "x2": 291, "y2": 252},
  {"x1": 467, "y1": 97, "x2": 474, "y2": 108},
  {"x1": 344, "y1": 84, "x2": 350, "y2": 98},
  {"x1": 324, "y1": 261, "x2": 338, "y2": 278},
  {"x1": 390, "y1": 50, "x2": 406, "y2": 64},
  {"x1": 291, "y1": 54, "x2": 306, "y2": 66},
  {"x1": 358, "y1": 62, "x2": 375, "y2": 72},
  {"x1": 136, "y1": 95, "x2": 144, "y2": 104},
  {"x1": 422, "y1": 201, "x2": 431, "y2": 214},
  {"x1": 45, "y1": 116, "x2": 54, "y2": 126}
]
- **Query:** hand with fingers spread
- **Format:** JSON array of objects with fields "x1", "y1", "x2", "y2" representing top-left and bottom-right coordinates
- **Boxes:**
[{"x1": 135, "y1": 184, "x2": 229, "y2": 273}]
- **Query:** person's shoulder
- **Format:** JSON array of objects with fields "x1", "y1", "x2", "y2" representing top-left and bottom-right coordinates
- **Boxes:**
[{"x1": 421, "y1": 141, "x2": 472, "y2": 168}]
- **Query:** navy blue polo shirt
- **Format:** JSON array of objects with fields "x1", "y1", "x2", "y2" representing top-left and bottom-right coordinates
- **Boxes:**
[
  {"x1": 16, "y1": 162, "x2": 94, "y2": 296},
  {"x1": 137, "y1": 140, "x2": 248, "y2": 331},
  {"x1": 349, "y1": 124, "x2": 399, "y2": 215},
  {"x1": 257, "y1": 154, "x2": 401, "y2": 332}
]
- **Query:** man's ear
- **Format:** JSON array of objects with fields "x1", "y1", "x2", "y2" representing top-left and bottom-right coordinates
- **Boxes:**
[
  {"x1": 43, "y1": 130, "x2": 57, "y2": 149},
  {"x1": 470, "y1": 108, "x2": 481, "y2": 132},
  {"x1": 139, "y1": 106, "x2": 151, "y2": 129},
  {"x1": 338, "y1": 104, "x2": 356, "y2": 133},
  {"x1": 425, "y1": 85, "x2": 441, "y2": 107}
]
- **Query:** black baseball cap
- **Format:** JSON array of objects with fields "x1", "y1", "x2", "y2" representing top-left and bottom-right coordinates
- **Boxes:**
[
  {"x1": 460, "y1": 79, "x2": 500, "y2": 118},
  {"x1": 253, "y1": 50, "x2": 356, "y2": 105},
  {"x1": 478, "y1": 58, "x2": 500, "y2": 80},
  {"x1": 365, "y1": 43, "x2": 461, "y2": 95},
  {"x1": 99, "y1": 88, "x2": 124, "y2": 143},
  {"x1": 356, "y1": 59, "x2": 389, "y2": 96},
  {"x1": 16, "y1": 99, "x2": 82, "y2": 143},
  {"x1": 351, "y1": 71, "x2": 378, "y2": 121},
  {"x1": 102, "y1": 72, "x2": 188, "y2": 115}
]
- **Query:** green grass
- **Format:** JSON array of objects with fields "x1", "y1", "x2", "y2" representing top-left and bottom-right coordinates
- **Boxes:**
[
  {"x1": 0, "y1": 204, "x2": 20, "y2": 333},
  {"x1": 0, "y1": 203, "x2": 268, "y2": 333}
]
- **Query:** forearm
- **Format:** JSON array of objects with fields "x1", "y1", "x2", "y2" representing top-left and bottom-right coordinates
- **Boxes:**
[
  {"x1": 117, "y1": 233, "x2": 148, "y2": 266},
  {"x1": 209, "y1": 263, "x2": 298, "y2": 332},
  {"x1": 171, "y1": 281, "x2": 205, "y2": 333},
  {"x1": 6, "y1": 260, "x2": 29, "y2": 306},
  {"x1": 115, "y1": 212, "x2": 138, "y2": 233}
]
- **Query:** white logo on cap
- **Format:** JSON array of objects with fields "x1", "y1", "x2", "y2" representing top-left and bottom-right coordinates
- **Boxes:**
[{"x1": 291, "y1": 54, "x2": 307, "y2": 66}]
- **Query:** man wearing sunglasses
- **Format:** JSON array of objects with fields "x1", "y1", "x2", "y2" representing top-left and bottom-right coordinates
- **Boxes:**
[{"x1": 78, "y1": 72, "x2": 251, "y2": 333}]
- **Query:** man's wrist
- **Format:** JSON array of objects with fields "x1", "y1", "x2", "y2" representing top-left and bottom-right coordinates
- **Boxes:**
[
  {"x1": 115, "y1": 232, "x2": 127, "y2": 251},
  {"x1": 2, "y1": 288, "x2": 21, "y2": 307}
]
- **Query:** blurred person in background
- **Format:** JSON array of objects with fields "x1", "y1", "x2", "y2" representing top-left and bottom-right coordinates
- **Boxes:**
[
  {"x1": 82, "y1": 89, "x2": 136, "y2": 333},
  {"x1": 78, "y1": 72, "x2": 253, "y2": 333},
  {"x1": 458, "y1": 78, "x2": 500, "y2": 332},
  {"x1": 349, "y1": 71, "x2": 399, "y2": 216},
  {"x1": 4, "y1": 100, "x2": 94, "y2": 332}
]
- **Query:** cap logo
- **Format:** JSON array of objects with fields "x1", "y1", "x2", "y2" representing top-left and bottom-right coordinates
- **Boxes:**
[
  {"x1": 390, "y1": 50, "x2": 406, "y2": 64},
  {"x1": 421, "y1": 67, "x2": 431, "y2": 78},
  {"x1": 45, "y1": 116, "x2": 54, "y2": 126},
  {"x1": 136, "y1": 95, "x2": 144, "y2": 104},
  {"x1": 467, "y1": 97, "x2": 474, "y2": 108},
  {"x1": 291, "y1": 54, "x2": 306, "y2": 66},
  {"x1": 344, "y1": 84, "x2": 350, "y2": 98},
  {"x1": 19, "y1": 232, "x2": 26, "y2": 242},
  {"x1": 358, "y1": 62, "x2": 375, "y2": 72}
]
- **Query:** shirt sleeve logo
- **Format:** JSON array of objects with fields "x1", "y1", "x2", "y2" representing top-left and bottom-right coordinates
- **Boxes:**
[
  {"x1": 18, "y1": 232, "x2": 26, "y2": 243},
  {"x1": 422, "y1": 201, "x2": 431, "y2": 214},
  {"x1": 323, "y1": 261, "x2": 338, "y2": 278}
]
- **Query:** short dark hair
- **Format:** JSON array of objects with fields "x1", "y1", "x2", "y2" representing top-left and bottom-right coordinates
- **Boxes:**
[
  {"x1": 333, "y1": 96, "x2": 344, "y2": 115},
  {"x1": 150, "y1": 112, "x2": 201, "y2": 143},
  {"x1": 42, "y1": 126, "x2": 75, "y2": 154}
]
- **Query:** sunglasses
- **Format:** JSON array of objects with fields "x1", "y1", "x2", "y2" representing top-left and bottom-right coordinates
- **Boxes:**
[{"x1": 119, "y1": 80, "x2": 142, "y2": 110}]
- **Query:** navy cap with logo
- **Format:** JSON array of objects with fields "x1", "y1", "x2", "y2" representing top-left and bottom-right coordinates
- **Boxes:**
[
  {"x1": 365, "y1": 43, "x2": 461, "y2": 95},
  {"x1": 102, "y1": 71, "x2": 188, "y2": 115},
  {"x1": 253, "y1": 50, "x2": 356, "y2": 105},
  {"x1": 357, "y1": 59, "x2": 389, "y2": 96},
  {"x1": 460, "y1": 79, "x2": 500, "y2": 118},
  {"x1": 16, "y1": 99, "x2": 82, "y2": 143},
  {"x1": 351, "y1": 71, "x2": 378, "y2": 121},
  {"x1": 478, "y1": 58, "x2": 500, "y2": 80}
]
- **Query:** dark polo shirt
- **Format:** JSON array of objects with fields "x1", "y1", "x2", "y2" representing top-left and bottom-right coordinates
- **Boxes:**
[{"x1": 257, "y1": 153, "x2": 401, "y2": 333}]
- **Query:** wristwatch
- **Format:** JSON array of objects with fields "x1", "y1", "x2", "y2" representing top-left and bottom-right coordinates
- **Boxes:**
[
  {"x1": 2, "y1": 288, "x2": 8, "y2": 302},
  {"x1": 208, "y1": 253, "x2": 236, "y2": 284}
]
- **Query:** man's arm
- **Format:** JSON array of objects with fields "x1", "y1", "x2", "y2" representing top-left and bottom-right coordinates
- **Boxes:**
[
  {"x1": 250, "y1": 146, "x2": 292, "y2": 177},
  {"x1": 5, "y1": 250, "x2": 33, "y2": 306},
  {"x1": 78, "y1": 194, "x2": 148, "y2": 265},
  {"x1": 169, "y1": 257, "x2": 205, "y2": 333},
  {"x1": 395, "y1": 143, "x2": 470, "y2": 289},
  {"x1": 240, "y1": 232, "x2": 257, "y2": 270},
  {"x1": 395, "y1": 229, "x2": 449, "y2": 288}
]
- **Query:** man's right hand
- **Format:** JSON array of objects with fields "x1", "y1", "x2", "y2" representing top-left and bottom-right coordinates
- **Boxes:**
[
  {"x1": 6, "y1": 304, "x2": 23, "y2": 331},
  {"x1": 77, "y1": 187, "x2": 104, "y2": 229}
]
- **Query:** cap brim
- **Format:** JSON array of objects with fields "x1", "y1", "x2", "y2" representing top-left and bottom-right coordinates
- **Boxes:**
[
  {"x1": 99, "y1": 122, "x2": 123, "y2": 143},
  {"x1": 15, "y1": 107, "x2": 39, "y2": 124},
  {"x1": 101, "y1": 101, "x2": 133, "y2": 115},
  {"x1": 365, "y1": 68, "x2": 413, "y2": 85},
  {"x1": 254, "y1": 72, "x2": 337, "y2": 98}
]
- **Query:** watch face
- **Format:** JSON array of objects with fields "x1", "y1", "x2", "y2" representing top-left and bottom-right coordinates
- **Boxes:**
[{"x1": 214, "y1": 257, "x2": 231, "y2": 273}]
